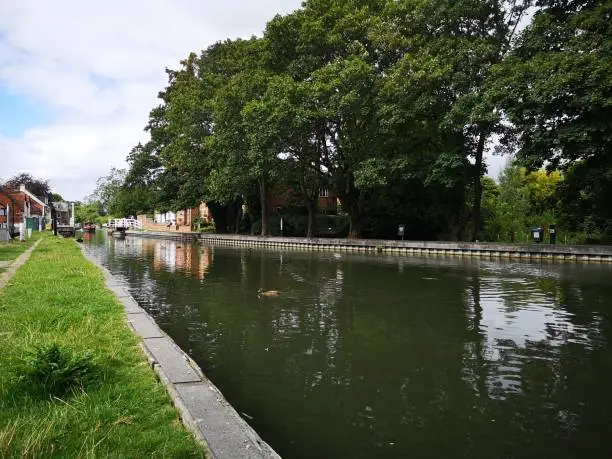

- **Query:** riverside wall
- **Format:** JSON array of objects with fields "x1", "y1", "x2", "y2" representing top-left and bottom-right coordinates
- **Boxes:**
[
  {"x1": 198, "y1": 234, "x2": 612, "y2": 263},
  {"x1": 123, "y1": 230, "x2": 612, "y2": 263}
]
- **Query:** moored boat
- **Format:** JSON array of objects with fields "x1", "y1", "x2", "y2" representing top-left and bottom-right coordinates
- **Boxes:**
[{"x1": 83, "y1": 222, "x2": 96, "y2": 233}]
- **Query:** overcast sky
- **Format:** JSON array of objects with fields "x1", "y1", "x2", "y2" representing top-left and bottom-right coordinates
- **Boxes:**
[
  {"x1": 0, "y1": 0, "x2": 505, "y2": 201},
  {"x1": 0, "y1": 0, "x2": 302, "y2": 200}
]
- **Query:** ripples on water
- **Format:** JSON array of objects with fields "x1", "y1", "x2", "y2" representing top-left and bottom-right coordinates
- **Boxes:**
[{"x1": 85, "y1": 233, "x2": 612, "y2": 459}]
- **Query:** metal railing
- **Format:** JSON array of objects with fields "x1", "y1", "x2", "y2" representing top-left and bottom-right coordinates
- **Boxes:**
[{"x1": 108, "y1": 218, "x2": 142, "y2": 229}]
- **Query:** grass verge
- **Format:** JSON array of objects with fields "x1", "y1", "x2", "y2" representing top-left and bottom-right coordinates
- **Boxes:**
[
  {"x1": 0, "y1": 232, "x2": 42, "y2": 262},
  {"x1": 0, "y1": 234, "x2": 203, "y2": 458}
]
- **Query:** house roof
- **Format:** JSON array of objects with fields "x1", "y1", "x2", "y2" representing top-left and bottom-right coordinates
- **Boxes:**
[{"x1": 18, "y1": 185, "x2": 47, "y2": 209}]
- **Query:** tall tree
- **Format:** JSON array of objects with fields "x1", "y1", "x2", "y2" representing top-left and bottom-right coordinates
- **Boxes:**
[
  {"x1": 493, "y1": 163, "x2": 531, "y2": 242},
  {"x1": 376, "y1": 0, "x2": 533, "y2": 240},
  {"x1": 2, "y1": 173, "x2": 50, "y2": 197},
  {"x1": 492, "y1": 0, "x2": 611, "y2": 171},
  {"x1": 138, "y1": 43, "x2": 250, "y2": 232},
  {"x1": 212, "y1": 38, "x2": 280, "y2": 235},
  {"x1": 243, "y1": 74, "x2": 329, "y2": 237},
  {"x1": 92, "y1": 168, "x2": 127, "y2": 215},
  {"x1": 264, "y1": 0, "x2": 384, "y2": 237},
  {"x1": 490, "y1": 0, "x2": 612, "y2": 235}
]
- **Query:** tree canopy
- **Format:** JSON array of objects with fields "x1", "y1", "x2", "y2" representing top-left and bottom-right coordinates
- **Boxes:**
[
  {"x1": 2, "y1": 173, "x2": 50, "y2": 198},
  {"x1": 96, "y1": 0, "x2": 611, "y2": 243}
]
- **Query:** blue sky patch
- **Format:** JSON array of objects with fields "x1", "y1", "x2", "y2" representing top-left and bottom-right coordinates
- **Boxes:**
[{"x1": 0, "y1": 86, "x2": 49, "y2": 137}]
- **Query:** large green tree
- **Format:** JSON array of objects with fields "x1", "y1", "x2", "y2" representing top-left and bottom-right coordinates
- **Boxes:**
[
  {"x1": 491, "y1": 0, "x2": 612, "y2": 237},
  {"x1": 375, "y1": 0, "x2": 533, "y2": 240},
  {"x1": 210, "y1": 38, "x2": 280, "y2": 235},
  {"x1": 264, "y1": 0, "x2": 384, "y2": 237},
  {"x1": 493, "y1": 0, "x2": 611, "y2": 170},
  {"x1": 91, "y1": 168, "x2": 126, "y2": 215},
  {"x1": 136, "y1": 43, "x2": 251, "y2": 232},
  {"x1": 114, "y1": 0, "x2": 609, "y2": 242}
]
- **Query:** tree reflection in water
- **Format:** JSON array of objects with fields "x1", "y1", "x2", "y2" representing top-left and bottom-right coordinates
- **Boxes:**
[{"x1": 84, "y1": 233, "x2": 612, "y2": 459}]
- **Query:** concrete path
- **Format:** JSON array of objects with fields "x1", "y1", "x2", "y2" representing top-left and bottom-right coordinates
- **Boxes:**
[
  {"x1": 80, "y1": 246, "x2": 281, "y2": 459},
  {"x1": 0, "y1": 239, "x2": 42, "y2": 290}
]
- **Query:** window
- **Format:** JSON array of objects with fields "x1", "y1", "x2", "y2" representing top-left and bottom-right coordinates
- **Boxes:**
[{"x1": 319, "y1": 188, "x2": 329, "y2": 198}]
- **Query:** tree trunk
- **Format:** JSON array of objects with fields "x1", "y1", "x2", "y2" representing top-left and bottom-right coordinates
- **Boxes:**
[
  {"x1": 259, "y1": 179, "x2": 268, "y2": 236},
  {"x1": 305, "y1": 198, "x2": 317, "y2": 239},
  {"x1": 472, "y1": 130, "x2": 487, "y2": 241},
  {"x1": 224, "y1": 200, "x2": 242, "y2": 234},
  {"x1": 348, "y1": 209, "x2": 364, "y2": 238},
  {"x1": 234, "y1": 201, "x2": 242, "y2": 234},
  {"x1": 341, "y1": 197, "x2": 363, "y2": 239},
  {"x1": 338, "y1": 175, "x2": 365, "y2": 239}
]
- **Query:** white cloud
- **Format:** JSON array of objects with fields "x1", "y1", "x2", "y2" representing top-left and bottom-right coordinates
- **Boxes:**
[{"x1": 0, "y1": 0, "x2": 301, "y2": 199}]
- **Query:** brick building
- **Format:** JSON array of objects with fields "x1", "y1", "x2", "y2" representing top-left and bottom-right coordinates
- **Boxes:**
[
  {"x1": 266, "y1": 187, "x2": 339, "y2": 214},
  {"x1": 0, "y1": 185, "x2": 47, "y2": 234},
  {"x1": 138, "y1": 201, "x2": 212, "y2": 233}
]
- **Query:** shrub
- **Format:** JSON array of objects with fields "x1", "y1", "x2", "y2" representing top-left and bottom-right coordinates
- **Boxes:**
[
  {"x1": 23, "y1": 343, "x2": 97, "y2": 396},
  {"x1": 250, "y1": 213, "x2": 350, "y2": 237}
]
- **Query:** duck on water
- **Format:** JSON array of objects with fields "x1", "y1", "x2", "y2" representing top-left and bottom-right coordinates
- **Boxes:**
[{"x1": 257, "y1": 288, "x2": 280, "y2": 298}]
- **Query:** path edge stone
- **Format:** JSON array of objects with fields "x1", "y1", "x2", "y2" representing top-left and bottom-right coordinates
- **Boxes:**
[{"x1": 79, "y1": 244, "x2": 281, "y2": 459}]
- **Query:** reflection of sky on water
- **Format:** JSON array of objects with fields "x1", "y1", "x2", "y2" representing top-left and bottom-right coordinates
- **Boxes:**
[
  {"x1": 481, "y1": 284, "x2": 578, "y2": 350},
  {"x1": 84, "y1": 234, "x2": 612, "y2": 459},
  {"x1": 464, "y1": 265, "x2": 605, "y2": 400}
]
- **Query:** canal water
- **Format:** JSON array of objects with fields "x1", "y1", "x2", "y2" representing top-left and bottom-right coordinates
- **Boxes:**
[{"x1": 84, "y1": 232, "x2": 612, "y2": 459}]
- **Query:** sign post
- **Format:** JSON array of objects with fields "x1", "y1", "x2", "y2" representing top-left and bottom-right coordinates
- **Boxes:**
[
  {"x1": 398, "y1": 224, "x2": 405, "y2": 241},
  {"x1": 549, "y1": 224, "x2": 557, "y2": 245}
]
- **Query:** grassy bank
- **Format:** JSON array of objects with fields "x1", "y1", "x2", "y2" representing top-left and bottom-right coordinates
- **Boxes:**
[
  {"x1": 0, "y1": 234, "x2": 203, "y2": 458},
  {"x1": 0, "y1": 232, "x2": 41, "y2": 262}
]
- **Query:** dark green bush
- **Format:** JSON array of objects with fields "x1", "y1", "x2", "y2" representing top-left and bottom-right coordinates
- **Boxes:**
[
  {"x1": 24, "y1": 343, "x2": 97, "y2": 396},
  {"x1": 199, "y1": 225, "x2": 216, "y2": 234},
  {"x1": 250, "y1": 213, "x2": 349, "y2": 237}
]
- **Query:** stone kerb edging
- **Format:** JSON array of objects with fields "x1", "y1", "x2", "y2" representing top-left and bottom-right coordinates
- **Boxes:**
[
  {"x1": 118, "y1": 230, "x2": 612, "y2": 263},
  {"x1": 197, "y1": 234, "x2": 612, "y2": 263},
  {"x1": 0, "y1": 238, "x2": 43, "y2": 290},
  {"x1": 79, "y1": 246, "x2": 281, "y2": 459}
]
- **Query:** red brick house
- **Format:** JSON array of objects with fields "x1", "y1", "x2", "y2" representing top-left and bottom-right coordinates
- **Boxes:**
[
  {"x1": 0, "y1": 185, "x2": 47, "y2": 233},
  {"x1": 266, "y1": 187, "x2": 339, "y2": 214}
]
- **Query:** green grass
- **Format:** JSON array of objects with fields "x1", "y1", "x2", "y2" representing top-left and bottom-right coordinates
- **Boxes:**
[
  {"x1": 0, "y1": 232, "x2": 42, "y2": 262},
  {"x1": 0, "y1": 235, "x2": 203, "y2": 458}
]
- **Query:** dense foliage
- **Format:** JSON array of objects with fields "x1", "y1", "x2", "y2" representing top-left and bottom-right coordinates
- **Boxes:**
[
  {"x1": 99, "y1": 0, "x2": 610, "y2": 242},
  {"x1": 1, "y1": 173, "x2": 50, "y2": 198}
]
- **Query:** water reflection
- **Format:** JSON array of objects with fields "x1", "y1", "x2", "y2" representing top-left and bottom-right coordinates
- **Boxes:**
[
  {"x1": 84, "y1": 233, "x2": 612, "y2": 459},
  {"x1": 108, "y1": 236, "x2": 212, "y2": 280}
]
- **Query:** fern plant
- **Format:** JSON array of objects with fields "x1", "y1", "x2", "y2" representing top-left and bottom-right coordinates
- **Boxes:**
[{"x1": 24, "y1": 343, "x2": 96, "y2": 396}]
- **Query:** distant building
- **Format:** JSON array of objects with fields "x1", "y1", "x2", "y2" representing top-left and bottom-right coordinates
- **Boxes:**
[
  {"x1": 52, "y1": 201, "x2": 73, "y2": 226},
  {"x1": 138, "y1": 201, "x2": 212, "y2": 233},
  {"x1": 266, "y1": 187, "x2": 340, "y2": 214}
]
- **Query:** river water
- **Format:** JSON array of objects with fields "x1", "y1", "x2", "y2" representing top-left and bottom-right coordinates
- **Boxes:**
[{"x1": 84, "y1": 232, "x2": 612, "y2": 459}]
